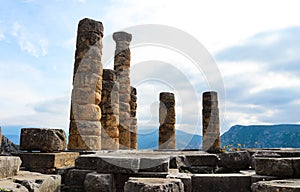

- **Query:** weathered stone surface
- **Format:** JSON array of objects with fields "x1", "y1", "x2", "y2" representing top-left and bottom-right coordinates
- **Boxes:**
[
  {"x1": 17, "y1": 152, "x2": 79, "y2": 172},
  {"x1": 69, "y1": 120, "x2": 101, "y2": 136},
  {"x1": 76, "y1": 154, "x2": 99, "y2": 170},
  {"x1": 124, "y1": 177, "x2": 184, "y2": 192},
  {"x1": 65, "y1": 169, "x2": 94, "y2": 189},
  {"x1": 97, "y1": 156, "x2": 139, "y2": 174},
  {"x1": 69, "y1": 18, "x2": 103, "y2": 151},
  {"x1": 101, "y1": 136, "x2": 119, "y2": 150},
  {"x1": 167, "y1": 171, "x2": 192, "y2": 192},
  {"x1": 255, "y1": 157, "x2": 300, "y2": 178},
  {"x1": 84, "y1": 173, "x2": 115, "y2": 192},
  {"x1": 0, "y1": 156, "x2": 21, "y2": 179},
  {"x1": 68, "y1": 134, "x2": 101, "y2": 150},
  {"x1": 251, "y1": 174, "x2": 278, "y2": 184},
  {"x1": 250, "y1": 151, "x2": 281, "y2": 169},
  {"x1": 252, "y1": 179, "x2": 300, "y2": 192},
  {"x1": 20, "y1": 128, "x2": 66, "y2": 152},
  {"x1": 0, "y1": 171, "x2": 61, "y2": 192},
  {"x1": 192, "y1": 173, "x2": 252, "y2": 192},
  {"x1": 186, "y1": 154, "x2": 219, "y2": 167},
  {"x1": 113, "y1": 31, "x2": 132, "y2": 150},
  {"x1": 159, "y1": 124, "x2": 176, "y2": 149},
  {"x1": 139, "y1": 157, "x2": 169, "y2": 172},
  {"x1": 218, "y1": 151, "x2": 251, "y2": 171},
  {"x1": 202, "y1": 91, "x2": 220, "y2": 152}
]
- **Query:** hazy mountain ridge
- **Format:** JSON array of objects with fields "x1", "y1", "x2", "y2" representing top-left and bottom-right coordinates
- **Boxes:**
[{"x1": 221, "y1": 124, "x2": 300, "y2": 148}]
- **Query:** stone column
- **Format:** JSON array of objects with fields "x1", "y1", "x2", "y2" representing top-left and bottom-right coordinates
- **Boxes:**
[
  {"x1": 202, "y1": 91, "x2": 220, "y2": 152},
  {"x1": 113, "y1": 31, "x2": 132, "y2": 149},
  {"x1": 159, "y1": 92, "x2": 176, "y2": 149},
  {"x1": 130, "y1": 86, "x2": 138, "y2": 149},
  {"x1": 100, "y1": 69, "x2": 119, "y2": 150},
  {"x1": 68, "y1": 18, "x2": 103, "y2": 150}
]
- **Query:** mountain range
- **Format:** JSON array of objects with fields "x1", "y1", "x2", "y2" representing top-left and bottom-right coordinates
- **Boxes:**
[{"x1": 2, "y1": 124, "x2": 300, "y2": 149}]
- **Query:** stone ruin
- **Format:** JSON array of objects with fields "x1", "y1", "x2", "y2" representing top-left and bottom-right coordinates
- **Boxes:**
[{"x1": 0, "y1": 18, "x2": 300, "y2": 192}]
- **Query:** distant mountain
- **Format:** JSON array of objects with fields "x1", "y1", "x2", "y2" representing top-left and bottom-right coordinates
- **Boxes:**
[
  {"x1": 138, "y1": 129, "x2": 202, "y2": 150},
  {"x1": 1, "y1": 135, "x2": 19, "y2": 155},
  {"x1": 221, "y1": 124, "x2": 300, "y2": 148}
]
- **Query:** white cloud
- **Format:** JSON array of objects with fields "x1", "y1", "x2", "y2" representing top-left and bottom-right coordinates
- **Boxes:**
[{"x1": 12, "y1": 22, "x2": 48, "y2": 57}]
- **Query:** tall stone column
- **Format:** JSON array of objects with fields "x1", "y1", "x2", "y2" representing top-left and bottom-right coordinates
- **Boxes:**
[
  {"x1": 159, "y1": 92, "x2": 176, "y2": 149},
  {"x1": 130, "y1": 86, "x2": 138, "y2": 149},
  {"x1": 202, "y1": 91, "x2": 220, "y2": 152},
  {"x1": 100, "y1": 69, "x2": 119, "y2": 150},
  {"x1": 113, "y1": 31, "x2": 132, "y2": 149},
  {"x1": 68, "y1": 18, "x2": 103, "y2": 150}
]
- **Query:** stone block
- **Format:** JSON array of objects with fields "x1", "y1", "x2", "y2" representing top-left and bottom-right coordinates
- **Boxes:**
[
  {"x1": 0, "y1": 171, "x2": 61, "y2": 192},
  {"x1": 139, "y1": 156, "x2": 169, "y2": 172},
  {"x1": 84, "y1": 173, "x2": 115, "y2": 192},
  {"x1": 76, "y1": 154, "x2": 98, "y2": 170},
  {"x1": 73, "y1": 72, "x2": 102, "y2": 91},
  {"x1": 0, "y1": 156, "x2": 21, "y2": 179},
  {"x1": 101, "y1": 137, "x2": 119, "y2": 150},
  {"x1": 70, "y1": 104, "x2": 101, "y2": 121},
  {"x1": 71, "y1": 87, "x2": 101, "y2": 105},
  {"x1": 124, "y1": 177, "x2": 184, "y2": 192},
  {"x1": 255, "y1": 157, "x2": 300, "y2": 178},
  {"x1": 65, "y1": 169, "x2": 95, "y2": 188},
  {"x1": 97, "y1": 156, "x2": 139, "y2": 174},
  {"x1": 167, "y1": 172, "x2": 192, "y2": 192},
  {"x1": 68, "y1": 134, "x2": 101, "y2": 150},
  {"x1": 103, "y1": 69, "x2": 117, "y2": 81},
  {"x1": 20, "y1": 128, "x2": 66, "y2": 152},
  {"x1": 69, "y1": 120, "x2": 101, "y2": 136},
  {"x1": 17, "y1": 152, "x2": 79, "y2": 171},
  {"x1": 252, "y1": 179, "x2": 300, "y2": 192},
  {"x1": 218, "y1": 151, "x2": 251, "y2": 171},
  {"x1": 185, "y1": 153, "x2": 219, "y2": 167},
  {"x1": 192, "y1": 173, "x2": 252, "y2": 192},
  {"x1": 251, "y1": 174, "x2": 278, "y2": 184}
]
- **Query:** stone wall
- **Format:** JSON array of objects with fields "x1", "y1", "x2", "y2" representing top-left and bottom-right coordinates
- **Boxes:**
[{"x1": 68, "y1": 18, "x2": 104, "y2": 150}]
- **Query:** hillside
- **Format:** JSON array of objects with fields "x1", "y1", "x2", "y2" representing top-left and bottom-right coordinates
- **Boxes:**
[
  {"x1": 138, "y1": 129, "x2": 202, "y2": 149},
  {"x1": 221, "y1": 124, "x2": 300, "y2": 148}
]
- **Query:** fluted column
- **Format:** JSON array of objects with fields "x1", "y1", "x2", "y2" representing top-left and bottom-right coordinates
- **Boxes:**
[
  {"x1": 68, "y1": 18, "x2": 103, "y2": 150},
  {"x1": 100, "y1": 69, "x2": 119, "y2": 150},
  {"x1": 202, "y1": 91, "x2": 220, "y2": 152},
  {"x1": 130, "y1": 86, "x2": 138, "y2": 149},
  {"x1": 113, "y1": 31, "x2": 132, "y2": 149},
  {"x1": 159, "y1": 92, "x2": 176, "y2": 149}
]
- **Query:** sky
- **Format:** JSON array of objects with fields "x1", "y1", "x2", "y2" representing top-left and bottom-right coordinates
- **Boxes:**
[{"x1": 1, "y1": 0, "x2": 300, "y2": 136}]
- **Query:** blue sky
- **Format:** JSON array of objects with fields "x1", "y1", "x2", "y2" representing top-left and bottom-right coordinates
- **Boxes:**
[{"x1": 1, "y1": 0, "x2": 300, "y2": 136}]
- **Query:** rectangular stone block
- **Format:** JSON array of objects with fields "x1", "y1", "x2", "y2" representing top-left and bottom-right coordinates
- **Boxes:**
[
  {"x1": 251, "y1": 174, "x2": 278, "y2": 184},
  {"x1": 20, "y1": 128, "x2": 66, "y2": 152},
  {"x1": 76, "y1": 154, "x2": 99, "y2": 170},
  {"x1": 0, "y1": 156, "x2": 21, "y2": 179},
  {"x1": 167, "y1": 172, "x2": 192, "y2": 192},
  {"x1": 252, "y1": 179, "x2": 300, "y2": 192},
  {"x1": 139, "y1": 156, "x2": 169, "y2": 172},
  {"x1": 0, "y1": 171, "x2": 61, "y2": 192},
  {"x1": 72, "y1": 87, "x2": 101, "y2": 105},
  {"x1": 192, "y1": 174, "x2": 252, "y2": 192},
  {"x1": 97, "y1": 156, "x2": 139, "y2": 174},
  {"x1": 255, "y1": 158, "x2": 295, "y2": 178},
  {"x1": 124, "y1": 178, "x2": 184, "y2": 192},
  {"x1": 84, "y1": 173, "x2": 116, "y2": 192},
  {"x1": 185, "y1": 154, "x2": 219, "y2": 167},
  {"x1": 65, "y1": 169, "x2": 95, "y2": 188},
  {"x1": 17, "y1": 152, "x2": 79, "y2": 170}
]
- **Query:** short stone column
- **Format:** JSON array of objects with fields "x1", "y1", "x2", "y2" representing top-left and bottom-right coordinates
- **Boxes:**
[
  {"x1": 100, "y1": 69, "x2": 119, "y2": 150},
  {"x1": 68, "y1": 18, "x2": 103, "y2": 150},
  {"x1": 159, "y1": 92, "x2": 176, "y2": 149},
  {"x1": 113, "y1": 31, "x2": 132, "y2": 149},
  {"x1": 202, "y1": 91, "x2": 220, "y2": 152},
  {"x1": 130, "y1": 86, "x2": 138, "y2": 149}
]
